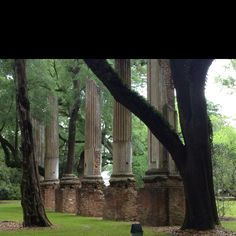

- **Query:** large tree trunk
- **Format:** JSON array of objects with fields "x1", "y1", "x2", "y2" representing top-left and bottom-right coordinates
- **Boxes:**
[
  {"x1": 15, "y1": 59, "x2": 51, "y2": 227},
  {"x1": 84, "y1": 59, "x2": 219, "y2": 230},
  {"x1": 65, "y1": 80, "x2": 80, "y2": 174},
  {"x1": 170, "y1": 59, "x2": 219, "y2": 229}
]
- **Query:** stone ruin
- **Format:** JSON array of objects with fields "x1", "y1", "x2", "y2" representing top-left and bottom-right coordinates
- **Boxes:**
[{"x1": 37, "y1": 59, "x2": 185, "y2": 226}]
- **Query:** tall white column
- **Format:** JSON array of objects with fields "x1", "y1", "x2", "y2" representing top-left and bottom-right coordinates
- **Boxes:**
[
  {"x1": 78, "y1": 78, "x2": 104, "y2": 217},
  {"x1": 161, "y1": 59, "x2": 178, "y2": 175},
  {"x1": 83, "y1": 78, "x2": 103, "y2": 181},
  {"x1": 146, "y1": 59, "x2": 168, "y2": 176},
  {"x1": 110, "y1": 59, "x2": 134, "y2": 182},
  {"x1": 44, "y1": 94, "x2": 59, "y2": 183}
]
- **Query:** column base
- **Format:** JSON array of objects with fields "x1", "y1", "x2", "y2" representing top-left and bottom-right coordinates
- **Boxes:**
[
  {"x1": 40, "y1": 180, "x2": 59, "y2": 211},
  {"x1": 143, "y1": 168, "x2": 169, "y2": 185},
  {"x1": 60, "y1": 174, "x2": 81, "y2": 186},
  {"x1": 55, "y1": 174, "x2": 81, "y2": 213},
  {"x1": 103, "y1": 179, "x2": 138, "y2": 221},
  {"x1": 41, "y1": 179, "x2": 60, "y2": 186},
  {"x1": 110, "y1": 174, "x2": 135, "y2": 185},
  {"x1": 81, "y1": 175, "x2": 104, "y2": 183},
  {"x1": 78, "y1": 178, "x2": 105, "y2": 217},
  {"x1": 138, "y1": 175, "x2": 185, "y2": 226}
]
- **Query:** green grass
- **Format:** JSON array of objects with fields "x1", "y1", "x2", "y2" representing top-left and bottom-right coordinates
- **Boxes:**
[
  {"x1": 222, "y1": 221, "x2": 236, "y2": 232},
  {"x1": 219, "y1": 200, "x2": 236, "y2": 232},
  {"x1": 3, "y1": 200, "x2": 236, "y2": 235},
  {"x1": 0, "y1": 201, "x2": 169, "y2": 236}
]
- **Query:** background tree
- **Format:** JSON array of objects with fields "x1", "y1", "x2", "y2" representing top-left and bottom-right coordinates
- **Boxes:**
[
  {"x1": 0, "y1": 60, "x2": 21, "y2": 169},
  {"x1": 0, "y1": 59, "x2": 150, "y2": 187},
  {"x1": 0, "y1": 150, "x2": 21, "y2": 200},
  {"x1": 215, "y1": 59, "x2": 236, "y2": 93},
  {"x1": 132, "y1": 115, "x2": 148, "y2": 187},
  {"x1": 208, "y1": 101, "x2": 236, "y2": 217}
]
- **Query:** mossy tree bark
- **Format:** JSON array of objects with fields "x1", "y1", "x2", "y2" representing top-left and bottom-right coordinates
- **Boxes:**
[
  {"x1": 15, "y1": 59, "x2": 51, "y2": 227},
  {"x1": 84, "y1": 59, "x2": 219, "y2": 230}
]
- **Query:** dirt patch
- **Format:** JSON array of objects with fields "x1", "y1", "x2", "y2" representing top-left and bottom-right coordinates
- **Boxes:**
[
  {"x1": 0, "y1": 221, "x2": 23, "y2": 231},
  {"x1": 0, "y1": 221, "x2": 58, "y2": 232}
]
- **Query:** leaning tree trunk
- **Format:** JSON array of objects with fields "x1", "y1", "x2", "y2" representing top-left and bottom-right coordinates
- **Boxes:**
[
  {"x1": 15, "y1": 59, "x2": 51, "y2": 227},
  {"x1": 84, "y1": 59, "x2": 219, "y2": 230},
  {"x1": 65, "y1": 80, "x2": 80, "y2": 174}
]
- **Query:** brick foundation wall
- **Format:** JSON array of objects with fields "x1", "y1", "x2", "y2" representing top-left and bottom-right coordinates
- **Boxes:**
[
  {"x1": 103, "y1": 180, "x2": 138, "y2": 221},
  {"x1": 41, "y1": 177, "x2": 185, "y2": 227},
  {"x1": 78, "y1": 181, "x2": 105, "y2": 217},
  {"x1": 55, "y1": 184, "x2": 80, "y2": 213},
  {"x1": 137, "y1": 187, "x2": 168, "y2": 226},
  {"x1": 41, "y1": 183, "x2": 59, "y2": 210},
  {"x1": 139, "y1": 176, "x2": 185, "y2": 226},
  {"x1": 168, "y1": 186, "x2": 185, "y2": 225}
]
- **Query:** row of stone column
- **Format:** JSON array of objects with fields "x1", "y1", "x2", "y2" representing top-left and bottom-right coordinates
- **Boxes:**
[
  {"x1": 36, "y1": 59, "x2": 179, "y2": 210},
  {"x1": 34, "y1": 59, "x2": 178, "y2": 185}
]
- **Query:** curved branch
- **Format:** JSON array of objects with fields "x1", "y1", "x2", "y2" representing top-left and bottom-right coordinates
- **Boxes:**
[
  {"x1": 0, "y1": 134, "x2": 21, "y2": 168},
  {"x1": 84, "y1": 59, "x2": 185, "y2": 171}
]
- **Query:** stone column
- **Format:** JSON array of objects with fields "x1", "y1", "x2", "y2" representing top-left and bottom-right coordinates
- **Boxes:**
[
  {"x1": 103, "y1": 59, "x2": 138, "y2": 222},
  {"x1": 141, "y1": 59, "x2": 184, "y2": 226},
  {"x1": 83, "y1": 78, "x2": 103, "y2": 181},
  {"x1": 41, "y1": 94, "x2": 59, "y2": 210},
  {"x1": 78, "y1": 78, "x2": 104, "y2": 217},
  {"x1": 110, "y1": 59, "x2": 134, "y2": 183},
  {"x1": 144, "y1": 59, "x2": 169, "y2": 183},
  {"x1": 161, "y1": 59, "x2": 179, "y2": 176}
]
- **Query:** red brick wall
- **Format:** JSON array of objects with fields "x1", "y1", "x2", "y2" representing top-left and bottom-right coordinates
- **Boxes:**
[
  {"x1": 139, "y1": 177, "x2": 185, "y2": 226},
  {"x1": 168, "y1": 187, "x2": 185, "y2": 225},
  {"x1": 41, "y1": 184, "x2": 59, "y2": 210},
  {"x1": 103, "y1": 181, "x2": 138, "y2": 221},
  {"x1": 41, "y1": 179, "x2": 185, "y2": 227},
  {"x1": 137, "y1": 187, "x2": 168, "y2": 226},
  {"x1": 55, "y1": 185, "x2": 79, "y2": 213},
  {"x1": 78, "y1": 181, "x2": 104, "y2": 217}
]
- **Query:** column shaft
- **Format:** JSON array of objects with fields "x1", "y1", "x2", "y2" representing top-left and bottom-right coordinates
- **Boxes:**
[
  {"x1": 161, "y1": 59, "x2": 178, "y2": 175},
  {"x1": 111, "y1": 59, "x2": 133, "y2": 181},
  {"x1": 44, "y1": 94, "x2": 59, "y2": 182},
  {"x1": 147, "y1": 59, "x2": 168, "y2": 175},
  {"x1": 84, "y1": 78, "x2": 102, "y2": 180}
]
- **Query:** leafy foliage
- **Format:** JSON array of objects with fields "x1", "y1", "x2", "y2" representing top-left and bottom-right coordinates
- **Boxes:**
[
  {"x1": 0, "y1": 151, "x2": 21, "y2": 200},
  {"x1": 209, "y1": 101, "x2": 236, "y2": 217},
  {"x1": 132, "y1": 116, "x2": 148, "y2": 187},
  {"x1": 0, "y1": 58, "x2": 160, "y2": 195},
  {"x1": 214, "y1": 59, "x2": 236, "y2": 94}
]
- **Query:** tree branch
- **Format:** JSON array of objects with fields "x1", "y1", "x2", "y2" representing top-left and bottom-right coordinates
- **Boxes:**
[
  {"x1": 84, "y1": 59, "x2": 185, "y2": 170},
  {"x1": 0, "y1": 134, "x2": 20, "y2": 168}
]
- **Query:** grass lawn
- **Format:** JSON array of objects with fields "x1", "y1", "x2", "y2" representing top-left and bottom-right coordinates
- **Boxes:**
[
  {"x1": 1, "y1": 200, "x2": 236, "y2": 235},
  {"x1": 220, "y1": 200, "x2": 236, "y2": 232},
  {"x1": 0, "y1": 201, "x2": 169, "y2": 236}
]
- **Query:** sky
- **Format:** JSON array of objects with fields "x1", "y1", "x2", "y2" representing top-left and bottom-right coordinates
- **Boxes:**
[{"x1": 205, "y1": 59, "x2": 236, "y2": 126}]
